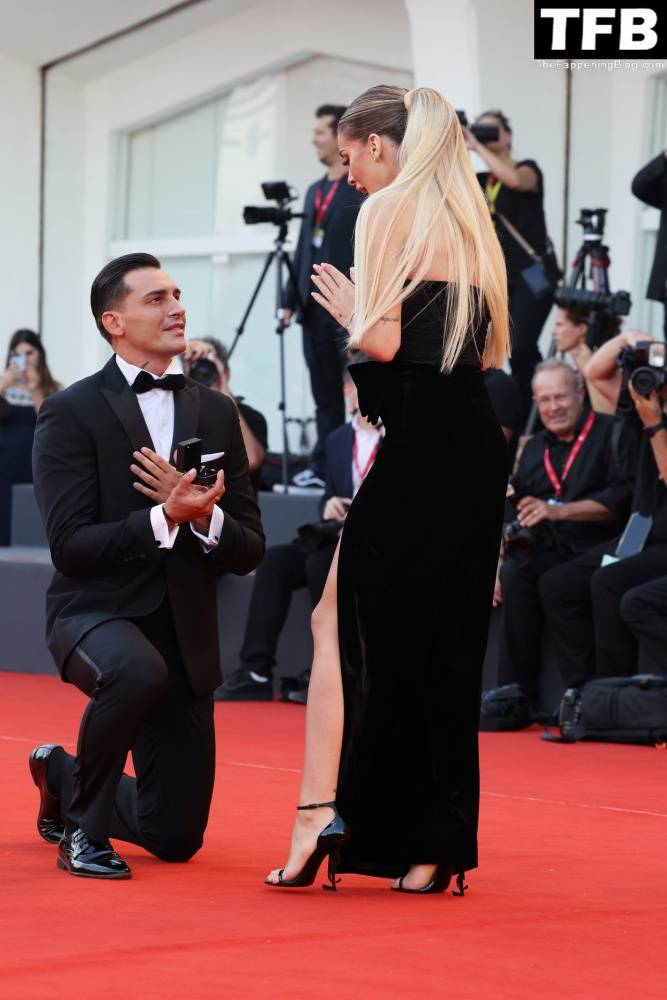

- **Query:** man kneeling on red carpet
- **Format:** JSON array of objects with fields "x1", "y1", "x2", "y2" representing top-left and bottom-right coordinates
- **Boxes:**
[{"x1": 29, "y1": 253, "x2": 264, "y2": 879}]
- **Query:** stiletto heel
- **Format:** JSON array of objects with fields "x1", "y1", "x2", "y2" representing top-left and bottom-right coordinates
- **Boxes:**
[
  {"x1": 265, "y1": 800, "x2": 350, "y2": 891},
  {"x1": 392, "y1": 864, "x2": 468, "y2": 895}
]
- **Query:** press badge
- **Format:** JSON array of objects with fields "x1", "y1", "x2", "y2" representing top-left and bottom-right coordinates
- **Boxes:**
[{"x1": 311, "y1": 226, "x2": 325, "y2": 248}]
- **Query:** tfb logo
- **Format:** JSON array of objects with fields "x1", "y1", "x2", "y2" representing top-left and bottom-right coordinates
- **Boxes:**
[{"x1": 534, "y1": 4, "x2": 665, "y2": 58}]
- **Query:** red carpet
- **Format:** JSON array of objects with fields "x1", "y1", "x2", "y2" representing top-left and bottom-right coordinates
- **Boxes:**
[{"x1": 2, "y1": 671, "x2": 666, "y2": 999}]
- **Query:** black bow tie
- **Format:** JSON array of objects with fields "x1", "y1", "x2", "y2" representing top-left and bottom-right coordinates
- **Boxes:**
[{"x1": 132, "y1": 371, "x2": 185, "y2": 394}]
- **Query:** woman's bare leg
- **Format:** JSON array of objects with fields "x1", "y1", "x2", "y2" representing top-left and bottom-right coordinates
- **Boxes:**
[{"x1": 265, "y1": 539, "x2": 344, "y2": 883}]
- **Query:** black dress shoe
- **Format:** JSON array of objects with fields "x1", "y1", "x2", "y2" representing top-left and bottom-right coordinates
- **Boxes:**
[
  {"x1": 57, "y1": 828, "x2": 132, "y2": 879},
  {"x1": 280, "y1": 669, "x2": 310, "y2": 704},
  {"x1": 215, "y1": 667, "x2": 273, "y2": 701},
  {"x1": 28, "y1": 744, "x2": 65, "y2": 845}
]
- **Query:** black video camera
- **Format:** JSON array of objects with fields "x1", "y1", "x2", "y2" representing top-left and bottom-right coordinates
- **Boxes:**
[
  {"x1": 243, "y1": 181, "x2": 304, "y2": 227},
  {"x1": 616, "y1": 340, "x2": 667, "y2": 410},
  {"x1": 554, "y1": 286, "x2": 632, "y2": 350},
  {"x1": 456, "y1": 112, "x2": 499, "y2": 145}
]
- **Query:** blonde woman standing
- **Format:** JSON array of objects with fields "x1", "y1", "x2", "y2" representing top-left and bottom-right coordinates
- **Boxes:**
[{"x1": 265, "y1": 86, "x2": 510, "y2": 895}]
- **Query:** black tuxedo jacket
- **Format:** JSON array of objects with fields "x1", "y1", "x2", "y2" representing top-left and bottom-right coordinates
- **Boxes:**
[
  {"x1": 32, "y1": 357, "x2": 265, "y2": 695},
  {"x1": 282, "y1": 176, "x2": 365, "y2": 320},
  {"x1": 632, "y1": 153, "x2": 667, "y2": 302}
]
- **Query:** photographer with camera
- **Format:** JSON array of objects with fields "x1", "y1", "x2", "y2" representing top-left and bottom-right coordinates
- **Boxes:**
[
  {"x1": 217, "y1": 376, "x2": 381, "y2": 703},
  {"x1": 0, "y1": 329, "x2": 62, "y2": 545},
  {"x1": 494, "y1": 359, "x2": 635, "y2": 712},
  {"x1": 632, "y1": 150, "x2": 667, "y2": 338},
  {"x1": 551, "y1": 304, "x2": 621, "y2": 414},
  {"x1": 463, "y1": 110, "x2": 557, "y2": 418},
  {"x1": 183, "y1": 337, "x2": 267, "y2": 493},
  {"x1": 537, "y1": 329, "x2": 667, "y2": 691},
  {"x1": 281, "y1": 104, "x2": 365, "y2": 488}
]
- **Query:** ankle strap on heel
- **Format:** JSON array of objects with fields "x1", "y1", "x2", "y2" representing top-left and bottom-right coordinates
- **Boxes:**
[{"x1": 297, "y1": 800, "x2": 336, "y2": 810}]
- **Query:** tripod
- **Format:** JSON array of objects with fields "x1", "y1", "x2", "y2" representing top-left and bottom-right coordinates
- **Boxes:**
[
  {"x1": 523, "y1": 210, "x2": 612, "y2": 435},
  {"x1": 227, "y1": 220, "x2": 304, "y2": 491}
]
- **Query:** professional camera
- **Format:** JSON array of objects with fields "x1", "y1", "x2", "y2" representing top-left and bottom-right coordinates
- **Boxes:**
[
  {"x1": 576, "y1": 208, "x2": 607, "y2": 242},
  {"x1": 617, "y1": 340, "x2": 667, "y2": 405},
  {"x1": 186, "y1": 358, "x2": 218, "y2": 387},
  {"x1": 456, "y1": 112, "x2": 499, "y2": 144},
  {"x1": 243, "y1": 181, "x2": 304, "y2": 227}
]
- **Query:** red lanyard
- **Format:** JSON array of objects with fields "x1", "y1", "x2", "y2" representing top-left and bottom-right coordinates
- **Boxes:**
[
  {"x1": 314, "y1": 178, "x2": 340, "y2": 226},
  {"x1": 543, "y1": 410, "x2": 596, "y2": 499},
  {"x1": 353, "y1": 433, "x2": 380, "y2": 483}
]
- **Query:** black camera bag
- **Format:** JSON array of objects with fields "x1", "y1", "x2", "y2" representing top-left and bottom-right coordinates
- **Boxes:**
[
  {"x1": 480, "y1": 683, "x2": 533, "y2": 731},
  {"x1": 557, "y1": 675, "x2": 667, "y2": 745}
]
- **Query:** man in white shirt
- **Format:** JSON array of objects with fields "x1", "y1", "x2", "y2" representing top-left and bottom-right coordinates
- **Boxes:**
[
  {"x1": 219, "y1": 379, "x2": 381, "y2": 704},
  {"x1": 29, "y1": 253, "x2": 264, "y2": 880}
]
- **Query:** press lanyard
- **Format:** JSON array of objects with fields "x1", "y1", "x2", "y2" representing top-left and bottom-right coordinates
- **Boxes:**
[
  {"x1": 543, "y1": 410, "x2": 596, "y2": 499},
  {"x1": 353, "y1": 433, "x2": 380, "y2": 483},
  {"x1": 485, "y1": 176, "x2": 502, "y2": 216},
  {"x1": 314, "y1": 178, "x2": 340, "y2": 226}
]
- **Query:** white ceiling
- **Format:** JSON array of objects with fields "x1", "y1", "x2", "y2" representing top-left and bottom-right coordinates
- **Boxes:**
[{"x1": 0, "y1": 0, "x2": 255, "y2": 71}]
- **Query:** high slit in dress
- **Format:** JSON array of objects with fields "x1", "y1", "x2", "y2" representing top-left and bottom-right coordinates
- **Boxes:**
[{"x1": 335, "y1": 281, "x2": 507, "y2": 878}]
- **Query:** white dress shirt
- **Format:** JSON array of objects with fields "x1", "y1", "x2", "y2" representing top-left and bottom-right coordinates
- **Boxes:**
[
  {"x1": 115, "y1": 355, "x2": 224, "y2": 552},
  {"x1": 351, "y1": 414, "x2": 383, "y2": 496}
]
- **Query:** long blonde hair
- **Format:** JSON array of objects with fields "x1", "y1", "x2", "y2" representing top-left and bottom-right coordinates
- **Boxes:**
[{"x1": 340, "y1": 86, "x2": 510, "y2": 371}]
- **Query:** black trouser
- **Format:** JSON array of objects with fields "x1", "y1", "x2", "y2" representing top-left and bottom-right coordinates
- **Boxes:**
[
  {"x1": 539, "y1": 539, "x2": 667, "y2": 688},
  {"x1": 508, "y1": 278, "x2": 553, "y2": 420},
  {"x1": 620, "y1": 575, "x2": 667, "y2": 675},
  {"x1": 302, "y1": 307, "x2": 348, "y2": 476},
  {"x1": 498, "y1": 549, "x2": 570, "y2": 704},
  {"x1": 240, "y1": 539, "x2": 336, "y2": 680},
  {"x1": 50, "y1": 600, "x2": 215, "y2": 860}
]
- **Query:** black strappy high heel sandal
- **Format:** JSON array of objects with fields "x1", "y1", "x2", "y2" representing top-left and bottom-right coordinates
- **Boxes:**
[
  {"x1": 265, "y1": 800, "x2": 350, "y2": 891},
  {"x1": 392, "y1": 866, "x2": 468, "y2": 896}
]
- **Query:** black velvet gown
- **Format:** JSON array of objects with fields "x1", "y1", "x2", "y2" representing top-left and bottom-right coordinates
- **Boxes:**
[{"x1": 336, "y1": 281, "x2": 507, "y2": 878}]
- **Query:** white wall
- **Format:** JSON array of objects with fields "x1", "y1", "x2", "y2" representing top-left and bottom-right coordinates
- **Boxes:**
[
  {"x1": 42, "y1": 0, "x2": 413, "y2": 387},
  {"x1": 0, "y1": 54, "x2": 40, "y2": 342}
]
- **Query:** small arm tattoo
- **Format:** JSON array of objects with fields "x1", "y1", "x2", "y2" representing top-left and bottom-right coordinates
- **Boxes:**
[{"x1": 379, "y1": 315, "x2": 400, "y2": 323}]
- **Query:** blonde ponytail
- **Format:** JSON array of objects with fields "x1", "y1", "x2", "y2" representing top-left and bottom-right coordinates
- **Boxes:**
[{"x1": 340, "y1": 86, "x2": 510, "y2": 371}]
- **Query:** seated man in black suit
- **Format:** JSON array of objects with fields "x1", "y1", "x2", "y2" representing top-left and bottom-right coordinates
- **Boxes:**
[
  {"x1": 29, "y1": 253, "x2": 264, "y2": 879},
  {"x1": 619, "y1": 574, "x2": 667, "y2": 676},
  {"x1": 494, "y1": 359, "x2": 635, "y2": 713},
  {"x1": 281, "y1": 103, "x2": 365, "y2": 488},
  {"x1": 632, "y1": 150, "x2": 667, "y2": 338},
  {"x1": 218, "y1": 377, "x2": 381, "y2": 703}
]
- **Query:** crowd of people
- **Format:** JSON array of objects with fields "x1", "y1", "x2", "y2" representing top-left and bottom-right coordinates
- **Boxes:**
[{"x1": 3, "y1": 102, "x2": 667, "y2": 729}]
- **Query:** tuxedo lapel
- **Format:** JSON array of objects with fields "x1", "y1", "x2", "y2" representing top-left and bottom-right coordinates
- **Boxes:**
[
  {"x1": 99, "y1": 357, "x2": 156, "y2": 453},
  {"x1": 170, "y1": 382, "x2": 200, "y2": 463}
]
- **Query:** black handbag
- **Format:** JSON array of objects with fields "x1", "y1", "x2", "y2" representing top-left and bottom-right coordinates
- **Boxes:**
[
  {"x1": 556, "y1": 675, "x2": 667, "y2": 745},
  {"x1": 496, "y1": 211, "x2": 562, "y2": 300}
]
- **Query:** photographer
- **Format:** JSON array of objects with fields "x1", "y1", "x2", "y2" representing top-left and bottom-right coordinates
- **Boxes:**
[
  {"x1": 0, "y1": 329, "x2": 61, "y2": 545},
  {"x1": 464, "y1": 110, "x2": 556, "y2": 418},
  {"x1": 631, "y1": 150, "x2": 667, "y2": 338},
  {"x1": 551, "y1": 305, "x2": 621, "y2": 414},
  {"x1": 183, "y1": 337, "x2": 267, "y2": 493},
  {"x1": 281, "y1": 104, "x2": 365, "y2": 488},
  {"x1": 217, "y1": 377, "x2": 381, "y2": 703},
  {"x1": 495, "y1": 360, "x2": 635, "y2": 710},
  {"x1": 538, "y1": 330, "x2": 667, "y2": 689}
]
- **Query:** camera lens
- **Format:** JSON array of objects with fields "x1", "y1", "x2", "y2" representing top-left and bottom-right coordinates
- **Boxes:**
[
  {"x1": 188, "y1": 358, "x2": 218, "y2": 387},
  {"x1": 630, "y1": 367, "x2": 660, "y2": 399}
]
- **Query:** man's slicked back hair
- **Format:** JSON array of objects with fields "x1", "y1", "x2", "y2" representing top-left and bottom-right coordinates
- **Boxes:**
[
  {"x1": 90, "y1": 252, "x2": 161, "y2": 343},
  {"x1": 315, "y1": 104, "x2": 347, "y2": 134}
]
